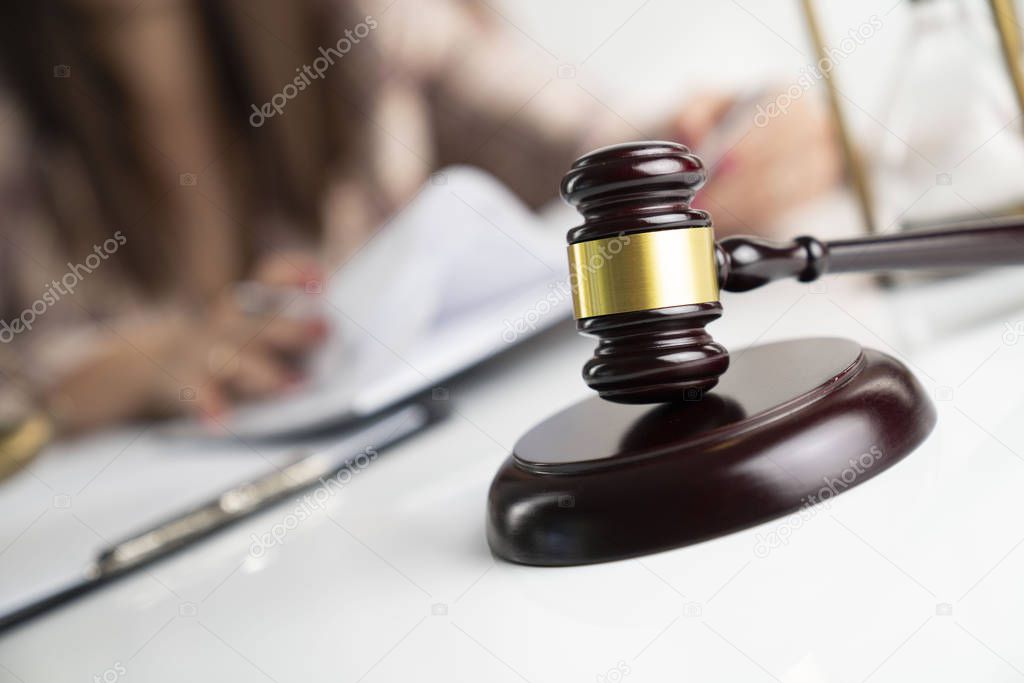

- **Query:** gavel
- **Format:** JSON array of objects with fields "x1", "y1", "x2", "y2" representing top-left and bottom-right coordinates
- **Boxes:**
[{"x1": 563, "y1": 141, "x2": 1024, "y2": 403}]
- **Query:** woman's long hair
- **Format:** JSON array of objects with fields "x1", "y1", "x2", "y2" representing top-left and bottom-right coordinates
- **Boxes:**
[{"x1": 0, "y1": 0, "x2": 372, "y2": 294}]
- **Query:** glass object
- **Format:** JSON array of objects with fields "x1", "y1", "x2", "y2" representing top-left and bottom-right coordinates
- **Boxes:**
[{"x1": 872, "y1": 0, "x2": 1024, "y2": 231}]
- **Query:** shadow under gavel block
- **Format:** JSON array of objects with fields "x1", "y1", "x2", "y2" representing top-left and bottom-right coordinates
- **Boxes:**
[{"x1": 486, "y1": 338, "x2": 935, "y2": 566}]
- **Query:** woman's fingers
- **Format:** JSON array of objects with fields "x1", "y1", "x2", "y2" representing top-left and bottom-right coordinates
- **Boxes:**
[
  {"x1": 158, "y1": 253, "x2": 331, "y2": 422},
  {"x1": 194, "y1": 384, "x2": 229, "y2": 425},
  {"x1": 702, "y1": 151, "x2": 840, "y2": 233},
  {"x1": 695, "y1": 96, "x2": 841, "y2": 233},
  {"x1": 220, "y1": 349, "x2": 298, "y2": 400},
  {"x1": 214, "y1": 286, "x2": 329, "y2": 353},
  {"x1": 673, "y1": 92, "x2": 737, "y2": 149},
  {"x1": 253, "y1": 315, "x2": 329, "y2": 354},
  {"x1": 252, "y1": 250, "x2": 325, "y2": 289},
  {"x1": 727, "y1": 98, "x2": 836, "y2": 172}
]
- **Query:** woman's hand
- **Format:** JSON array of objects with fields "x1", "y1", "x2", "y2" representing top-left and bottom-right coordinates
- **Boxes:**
[
  {"x1": 670, "y1": 90, "x2": 843, "y2": 234},
  {"x1": 48, "y1": 252, "x2": 330, "y2": 433},
  {"x1": 158, "y1": 251, "x2": 329, "y2": 424}
]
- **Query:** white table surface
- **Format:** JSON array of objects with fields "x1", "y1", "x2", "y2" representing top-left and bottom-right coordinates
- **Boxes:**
[
  {"x1": 3, "y1": 0, "x2": 1020, "y2": 677},
  {"x1": 2, "y1": 254, "x2": 1024, "y2": 682}
]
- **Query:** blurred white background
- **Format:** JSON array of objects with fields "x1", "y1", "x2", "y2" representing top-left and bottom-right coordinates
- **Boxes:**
[{"x1": 492, "y1": 0, "x2": 900, "y2": 132}]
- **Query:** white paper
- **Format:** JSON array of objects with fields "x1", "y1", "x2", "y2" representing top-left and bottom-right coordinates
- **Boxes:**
[{"x1": 220, "y1": 166, "x2": 570, "y2": 439}]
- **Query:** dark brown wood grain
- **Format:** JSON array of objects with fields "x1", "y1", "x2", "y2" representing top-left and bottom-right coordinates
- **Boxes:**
[
  {"x1": 576, "y1": 303, "x2": 728, "y2": 402},
  {"x1": 486, "y1": 338, "x2": 936, "y2": 566},
  {"x1": 563, "y1": 141, "x2": 728, "y2": 400},
  {"x1": 561, "y1": 140, "x2": 710, "y2": 243},
  {"x1": 718, "y1": 219, "x2": 1024, "y2": 292},
  {"x1": 563, "y1": 141, "x2": 1024, "y2": 403}
]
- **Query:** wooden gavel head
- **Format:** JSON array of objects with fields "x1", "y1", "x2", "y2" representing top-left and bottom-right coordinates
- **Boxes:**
[
  {"x1": 563, "y1": 140, "x2": 1024, "y2": 403},
  {"x1": 561, "y1": 141, "x2": 730, "y2": 403}
]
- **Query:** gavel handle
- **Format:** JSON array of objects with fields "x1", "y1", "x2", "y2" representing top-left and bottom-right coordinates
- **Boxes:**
[{"x1": 717, "y1": 220, "x2": 1024, "y2": 292}]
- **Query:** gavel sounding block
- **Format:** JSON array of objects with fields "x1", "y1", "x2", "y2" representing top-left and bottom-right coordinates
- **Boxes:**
[{"x1": 486, "y1": 338, "x2": 935, "y2": 566}]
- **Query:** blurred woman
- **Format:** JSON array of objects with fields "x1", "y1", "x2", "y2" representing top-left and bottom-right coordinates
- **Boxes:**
[{"x1": 0, "y1": 0, "x2": 840, "y2": 435}]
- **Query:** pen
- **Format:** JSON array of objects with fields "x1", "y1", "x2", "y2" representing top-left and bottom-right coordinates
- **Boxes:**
[{"x1": 695, "y1": 88, "x2": 769, "y2": 172}]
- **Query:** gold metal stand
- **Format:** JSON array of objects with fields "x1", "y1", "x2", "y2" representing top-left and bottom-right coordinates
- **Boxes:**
[
  {"x1": 989, "y1": 0, "x2": 1024, "y2": 128},
  {"x1": 799, "y1": 0, "x2": 879, "y2": 234},
  {"x1": 0, "y1": 414, "x2": 53, "y2": 482}
]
